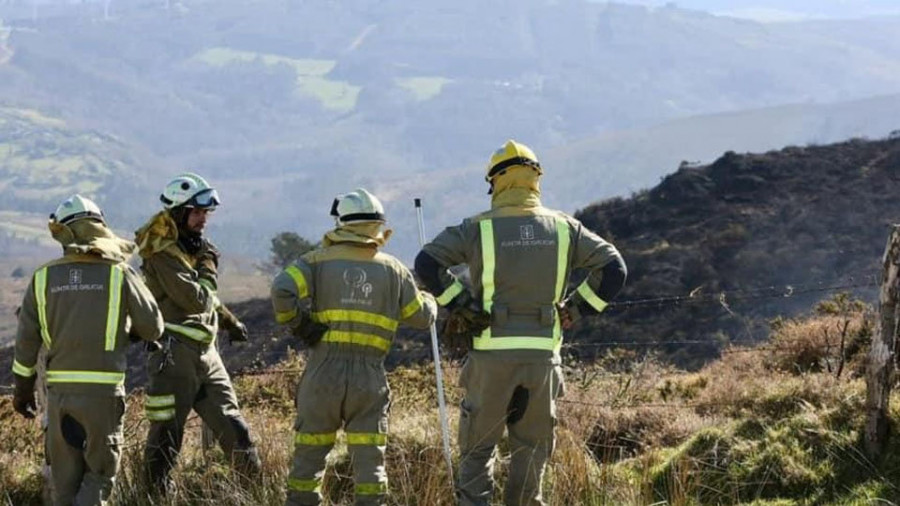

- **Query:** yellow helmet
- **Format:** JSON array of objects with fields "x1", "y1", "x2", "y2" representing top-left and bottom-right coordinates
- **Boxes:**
[{"x1": 485, "y1": 140, "x2": 542, "y2": 182}]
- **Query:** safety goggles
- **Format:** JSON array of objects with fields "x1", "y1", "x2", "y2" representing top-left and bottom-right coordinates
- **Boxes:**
[{"x1": 187, "y1": 188, "x2": 221, "y2": 209}]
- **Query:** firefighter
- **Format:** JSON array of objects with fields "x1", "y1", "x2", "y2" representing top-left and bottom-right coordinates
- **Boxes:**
[
  {"x1": 12, "y1": 194, "x2": 164, "y2": 505},
  {"x1": 271, "y1": 188, "x2": 437, "y2": 506},
  {"x1": 136, "y1": 173, "x2": 261, "y2": 494},
  {"x1": 415, "y1": 140, "x2": 627, "y2": 505}
]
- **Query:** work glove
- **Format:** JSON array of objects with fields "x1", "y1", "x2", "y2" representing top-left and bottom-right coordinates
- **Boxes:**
[
  {"x1": 557, "y1": 300, "x2": 583, "y2": 331},
  {"x1": 228, "y1": 321, "x2": 250, "y2": 345},
  {"x1": 440, "y1": 292, "x2": 491, "y2": 354},
  {"x1": 293, "y1": 319, "x2": 329, "y2": 348},
  {"x1": 13, "y1": 374, "x2": 37, "y2": 419}
]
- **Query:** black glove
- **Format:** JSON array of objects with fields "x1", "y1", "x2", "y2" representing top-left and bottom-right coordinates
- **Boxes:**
[
  {"x1": 228, "y1": 321, "x2": 249, "y2": 345},
  {"x1": 13, "y1": 374, "x2": 37, "y2": 419},
  {"x1": 293, "y1": 320, "x2": 329, "y2": 348},
  {"x1": 441, "y1": 292, "x2": 491, "y2": 353}
]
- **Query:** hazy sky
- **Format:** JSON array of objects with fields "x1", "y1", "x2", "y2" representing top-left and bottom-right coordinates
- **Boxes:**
[{"x1": 607, "y1": 0, "x2": 900, "y2": 22}]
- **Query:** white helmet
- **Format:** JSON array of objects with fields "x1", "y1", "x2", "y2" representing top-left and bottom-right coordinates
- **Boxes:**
[
  {"x1": 50, "y1": 194, "x2": 105, "y2": 225},
  {"x1": 160, "y1": 173, "x2": 220, "y2": 209},
  {"x1": 330, "y1": 188, "x2": 386, "y2": 225}
]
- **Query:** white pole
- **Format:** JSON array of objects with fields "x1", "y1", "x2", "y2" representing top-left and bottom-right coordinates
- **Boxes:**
[{"x1": 414, "y1": 198, "x2": 455, "y2": 485}]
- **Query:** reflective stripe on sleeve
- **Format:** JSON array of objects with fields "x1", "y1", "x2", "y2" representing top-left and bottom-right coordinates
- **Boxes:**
[
  {"x1": 285, "y1": 265, "x2": 309, "y2": 299},
  {"x1": 275, "y1": 308, "x2": 299, "y2": 324},
  {"x1": 435, "y1": 280, "x2": 464, "y2": 306},
  {"x1": 346, "y1": 432, "x2": 387, "y2": 446},
  {"x1": 576, "y1": 280, "x2": 609, "y2": 312},
  {"x1": 104, "y1": 265, "x2": 124, "y2": 351},
  {"x1": 164, "y1": 323, "x2": 214, "y2": 344},
  {"x1": 321, "y1": 331, "x2": 391, "y2": 352},
  {"x1": 294, "y1": 432, "x2": 337, "y2": 446},
  {"x1": 46, "y1": 370, "x2": 125, "y2": 385},
  {"x1": 12, "y1": 359, "x2": 36, "y2": 377},
  {"x1": 312, "y1": 310, "x2": 398, "y2": 332},
  {"x1": 35, "y1": 267, "x2": 51, "y2": 348},
  {"x1": 400, "y1": 295, "x2": 422, "y2": 319}
]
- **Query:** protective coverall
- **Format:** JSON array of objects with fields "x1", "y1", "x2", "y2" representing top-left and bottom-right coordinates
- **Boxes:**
[
  {"x1": 13, "y1": 217, "x2": 164, "y2": 505},
  {"x1": 271, "y1": 221, "x2": 436, "y2": 506},
  {"x1": 416, "y1": 163, "x2": 626, "y2": 506},
  {"x1": 136, "y1": 210, "x2": 261, "y2": 491}
]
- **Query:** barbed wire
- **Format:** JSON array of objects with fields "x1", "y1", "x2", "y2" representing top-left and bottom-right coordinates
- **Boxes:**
[{"x1": 607, "y1": 277, "x2": 879, "y2": 310}]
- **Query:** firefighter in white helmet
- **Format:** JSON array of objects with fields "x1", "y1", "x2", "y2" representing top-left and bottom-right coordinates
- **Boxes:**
[
  {"x1": 13, "y1": 195, "x2": 164, "y2": 505},
  {"x1": 135, "y1": 173, "x2": 261, "y2": 495},
  {"x1": 272, "y1": 188, "x2": 436, "y2": 506},
  {"x1": 415, "y1": 141, "x2": 627, "y2": 505}
]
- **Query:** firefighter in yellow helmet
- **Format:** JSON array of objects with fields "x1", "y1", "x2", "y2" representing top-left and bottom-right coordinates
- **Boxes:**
[
  {"x1": 12, "y1": 195, "x2": 164, "y2": 505},
  {"x1": 271, "y1": 188, "x2": 437, "y2": 506},
  {"x1": 415, "y1": 141, "x2": 627, "y2": 505},
  {"x1": 135, "y1": 173, "x2": 261, "y2": 494}
]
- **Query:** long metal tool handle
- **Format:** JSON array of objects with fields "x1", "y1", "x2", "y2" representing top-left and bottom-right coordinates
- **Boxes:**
[{"x1": 414, "y1": 198, "x2": 455, "y2": 484}]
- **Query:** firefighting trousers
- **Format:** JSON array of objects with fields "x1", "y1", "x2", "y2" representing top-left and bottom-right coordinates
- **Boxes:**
[
  {"x1": 46, "y1": 389, "x2": 125, "y2": 506},
  {"x1": 456, "y1": 352, "x2": 565, "y2": 506},
  {"x1": 285, "y1": 351, "x2": 390, "y2": 506},
  {"x1": 143, "y1": 337, "x2": 260, "y2": 490}
]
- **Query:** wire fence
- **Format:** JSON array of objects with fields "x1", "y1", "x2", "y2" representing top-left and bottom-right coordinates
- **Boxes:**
[{"x1": 0, "y1": 272, "x2": 878, "y2": 406}]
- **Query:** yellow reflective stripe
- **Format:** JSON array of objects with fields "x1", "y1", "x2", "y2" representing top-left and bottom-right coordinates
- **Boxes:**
[
  {"x1": 275, "y1": 308, "x2": 299, "y2": 324},
  {"x1": 35, "y1": 267, "x2": 51, "y2": 348},
  {"x1": 435, "y1": 280, "x2": 464, "y2": 306},
  {"x1": 479, "y1": 220, "x2": 495, "y2": 341},
  {"x1": 285, "y1": 265, "x2": 309, "y2": 299},
  {"x1": 356, "y1": 482, "x2": 388, "y2": 495},
  {"x1": 473, "y1": 336, "x2": 558, "y2": 351},
  {"x1": 104, "y1": 265, "x2": 124, "y2": 351},
  {"x1": 145, "y1": 394, "x2": 175, "y2": 408},
  {"x1": 400, "y1": 295, "x2": 422, "y2": 319},
  {"x1": 146, "y1": 409, "x2": 176, "y2": 421},
  {"x1": 287, "y1": 478, "x2": 321, "y2": 493},
  {"x1": 576, "y1": 280, "x2": 608, "y2": 312},
  {"x1": 312, "y1": 310, "x2": 398, "y2": 332},
  {"x1": 322, "y1": 330, "x2": 391, "y2": 352},
  {"x1": 12, "y1": 359, "x2": 36, "y2": 377},
  {"x1": 554, "y1": 218, "x2": 570, "y2": 303},
  {"x1": 346, "y1": 432, "x2": 387, "y2": 446},
  {"x1": 553, "y1": 218, "x2": 571, "y2": 344},
  {"x1": 165, "y1": 323, "x2": 214, "y2": 343},
  {"x1": 294, "y1": 432, "x2": 337, "y2": 446},
  {"x1": 46, "y1": 370, "x2": 125, "y2": 385}
]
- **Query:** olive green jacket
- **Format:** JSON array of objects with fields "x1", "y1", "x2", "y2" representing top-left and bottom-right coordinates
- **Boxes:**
[
  {"x1": 13, "y1": 253, "x2": 164, "y2": 396},
  {"x1": 423, "y1": 191, "x2": 623, "y2": 359},
  {"x1": 271, "y1": 243, "x2": 436, "y2": 359}
]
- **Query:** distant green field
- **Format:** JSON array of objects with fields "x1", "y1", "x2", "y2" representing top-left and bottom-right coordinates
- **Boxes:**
[
  {"x1": 193, "y1": 47, "x2": 360, "y2": 112},
  {"x1": 395, "y1": 77, "x2": 452, "y2": 101}
]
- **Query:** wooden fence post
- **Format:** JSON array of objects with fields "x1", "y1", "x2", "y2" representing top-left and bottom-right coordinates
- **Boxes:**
[{"x1": 865, "y1": 224, "x2": 900, "y2": 459}]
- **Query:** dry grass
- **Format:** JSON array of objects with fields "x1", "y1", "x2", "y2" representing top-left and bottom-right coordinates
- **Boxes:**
[{"x1": 2, "y1": 298, "x2": 899, "y2": 505}]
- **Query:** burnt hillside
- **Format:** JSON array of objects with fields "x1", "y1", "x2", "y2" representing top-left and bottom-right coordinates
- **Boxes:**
[{"x1": 573, "y1": 136, "x2": 900, "y2": 365}]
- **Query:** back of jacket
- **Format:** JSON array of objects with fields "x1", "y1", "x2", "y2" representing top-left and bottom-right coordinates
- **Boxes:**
[
  {"x1": 141, "y1": 248, "x2": 219, "y2": 345},
  {"x1": 13, "y1": 254, "x2": 164, "y2": 396},
  {"x1": 423, "y1": 205, "x2": 622, "y2": 357},
  {"x1": 272, "y1": 243, "x2": 435, "y2": 360}
]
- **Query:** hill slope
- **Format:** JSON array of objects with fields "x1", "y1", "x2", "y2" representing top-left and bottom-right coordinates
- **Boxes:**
[{"x1": 572, "y1": 136, "x2": 900, "y2": 365}]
